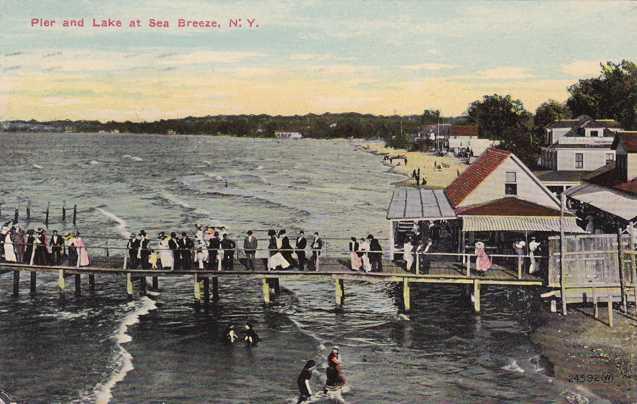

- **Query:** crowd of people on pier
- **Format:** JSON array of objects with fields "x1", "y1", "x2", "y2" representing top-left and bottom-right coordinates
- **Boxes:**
[
  {"x1": 0, "y1": 221, "x2": 90, "y2": 267},
  {"x1": 125, "y1": 225, "x2": 331, "y2": 272}
]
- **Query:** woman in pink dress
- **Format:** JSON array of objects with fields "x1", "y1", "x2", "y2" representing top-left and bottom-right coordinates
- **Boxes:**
[
  {"x1": 74, "y1": 233, "x2": 90, "y2": 267},
  {"x1": 474, "y1": 241, "x2": 491, "y2": 275}
]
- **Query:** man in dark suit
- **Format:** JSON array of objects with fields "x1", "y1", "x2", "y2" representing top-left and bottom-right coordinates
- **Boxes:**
[
  {"x1": 368, "y1": 235, "x2": 383, "y2": 272},
  {"x1": 221, "y1": 233, "x2": 236, "y2": 271},
  {"x1": 279, "y1": 229, "x2": 296, "y2": 269},
  {"x1": 169, "y1": 232, "x2": 181, "y2": 270},
  {"x1": 309, "y1": 232, "x2": 322, "y2": 271},
  {"x1": 209, "y1": 232, "x2": 221, "y2": 270},
  {"x1": 127, "y1": 234, "x2": 139, "y2": 269},
  {"x1": 49, "y1": 230, "x2": 65, "y2": 265},
  {"x1": 295, "y1": 231, "x2": 307, "y2": 271},
  {"x1": 139, "y1": 230, "x2": 151, "y2": 269},
  {"x1": 179, "y1": 232, "x2": 194, "y2": 270},
  {"x1": 243, "y1": 230, "x2": 258, "y2": 270}
]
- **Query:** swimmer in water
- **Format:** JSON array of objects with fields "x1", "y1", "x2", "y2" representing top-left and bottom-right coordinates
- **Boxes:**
[
  {"x1": 224, "y1": 325, "x2": 238, "y2": 344},
  {"x1": 324, "y1": 347, "x2": 346, "y2": 403},
  {"x1": 243, "y1": 322, "x2": 260, "y2": 346},
  {"x1": 296, "y1": 360, "x2": 316, "y2": 403}
]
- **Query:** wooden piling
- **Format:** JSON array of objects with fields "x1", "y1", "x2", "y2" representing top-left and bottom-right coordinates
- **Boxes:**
[
  {"x1": 62, "y1": 201, "x2": 66, "y2": 222},
  {"x1": 203, "y1": 277, "x2": 210, "y2": 302},
  {"x1": 14, "y1": 208, "x2": 18, "y2": 224},
  {"x1": 12, "y1": 271, "x2": 19, "y2": 296},
  {"x1": 57, "y1": 270, "x2": 65, "y2": 291},
  {"x1": 335, "y1": 278, "x2": 344, "y2": 307},
  {"x1": 74, "y1": 274, "x2": 81, "y2": 297},
  {"x1": 45, "y1": 202, "x2": 50, "y2": 227},
  {"x1": 559, "y1": 193, "x2": 567, "y2": 315},
  {"x1": 30, "y1": 271, "x2": 36, "y2": 294},
  {"x1": 140, "y1": 276, "x2": 147, "y2": 296},
  {"x1": 72, "y1": 204, "x2": 77, "y2": 226},
  {"x1": 473, "y1": 279, "x2": 481, "y2": 314},
  {"x1": 194, "y1": 274, "x2": 202, "y2": 302},
  {"x1": 402, "y1": 278, "x2": 411, "y2": 313},
  {"x1": 608, "y1": 296, "x2": 613, "y2": 328},
  {"x1": 126, "y1": 273, "x2": 134, "y2": 298},
  {"x1": 592, "y1": 288, "x2": 598, "y2": 319},
  {"x1": 152, "y1": 276, "x2": 159, "y2": 290},
  {"x1": 262, "y1": 278, "x2": 271, "y2": 304},
  {"x1": 617, "y1": 229, "x2": 628, "y2": 313},
  {"x1": 89, "y1": 274, "x2": 95, "y2": 291},
  {"x1": 212, "y1": 277, "x2": 219, "y2": 301},
  {"x1": 26, "y1": 200, "x2": 31, "y2": 220},
  {"x1": 273, "y1": 278, "x2": 280, "y2": 295}
]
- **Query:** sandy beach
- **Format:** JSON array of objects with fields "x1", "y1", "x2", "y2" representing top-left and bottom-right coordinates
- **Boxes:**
[
  {"x1": 532, "y1": 306, "x2": 637, "y2": 402},
  {"x1": 359, "y1": 142, "x2": 468, "y2": 189}
]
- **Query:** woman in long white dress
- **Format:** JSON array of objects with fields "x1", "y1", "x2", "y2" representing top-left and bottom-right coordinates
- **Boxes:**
[
  {"x1": 3, "y1": 228, "x2": 17, "y2": 262},
  {"x1": 359, "y1": 238, "x2": 371, "y2": 272},
  {"x1": 159, "y1": 233, "x2": 174, "y2": 270},
  {"x1": 268, "y1": 232, "x2": 290, "y2": 270}
]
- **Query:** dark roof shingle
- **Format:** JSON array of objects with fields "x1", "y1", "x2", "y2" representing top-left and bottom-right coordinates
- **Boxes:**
[{"x1": 456, "y1": 197, "x2": 566, "y2": 216}]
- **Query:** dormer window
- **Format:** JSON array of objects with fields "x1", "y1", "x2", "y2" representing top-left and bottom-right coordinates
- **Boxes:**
[{"x1": 590, "y1": 130, "x2": 599, "y2": 137}]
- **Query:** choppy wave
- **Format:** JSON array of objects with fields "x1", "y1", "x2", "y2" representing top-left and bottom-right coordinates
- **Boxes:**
[
  {"x1": 157, "y1": 192, "x2": 193, "y2": 210},
  {"x1": 96, "y1": 207, "x2": 130, "y2": 239},
  {"x1": 92, "y1": 296, "x2": 157, "y2": 404}
]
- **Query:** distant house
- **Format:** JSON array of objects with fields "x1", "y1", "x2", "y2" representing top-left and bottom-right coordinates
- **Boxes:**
[
  {"x1": 275, "y1": 131, "x2": 303, "y2": 139},
  {"x1": 447, "y1": 125, "x2": 479, "y2": 151},
  {"x1": 566, "y1": 131, "x2": 637, "y2": 232},
  {"x1": 537, "y1": 115, "x2": 623, "y2": 195}
]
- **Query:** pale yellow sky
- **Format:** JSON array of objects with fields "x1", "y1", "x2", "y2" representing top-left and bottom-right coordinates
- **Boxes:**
[{"x1": 1, "y1": 1, "x2": 634, "y2": 121}]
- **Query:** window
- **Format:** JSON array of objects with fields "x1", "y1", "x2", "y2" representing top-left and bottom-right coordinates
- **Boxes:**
[
  {"x1": 575, "y1": 153, "x2": 584, "y2": 169},
  {"x1": 606, "y1": 152, "x2": 614, "y2": 164},
  {"x1": 505, "y1": 171, "x2": 517, "y2": 196},
  {"x1": 590, "y1": 130, "x2": 599, "y2": 137}
]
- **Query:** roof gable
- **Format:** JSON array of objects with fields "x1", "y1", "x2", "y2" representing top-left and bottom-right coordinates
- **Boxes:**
[{"x1": 445, "y1": 148, "x2": 510, "y2": 207}]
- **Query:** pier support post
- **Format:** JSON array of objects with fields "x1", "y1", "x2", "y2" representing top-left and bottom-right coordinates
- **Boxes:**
[
  {"x1": 608, "y1": 296, "x2": 613, "y2": 328},
  {"x1": 12, "y1": 271, "x2": 19, "y2": 296},
  {"x1": 335, "y1": 278, "x2": 344, "y2": 308},
  {"x1": 212, "y1": 277, "x2": 219, "y2": 301},
  {"x1": 472, "y1": 280, "x2": 481, "y2": 314},
  {"x1": 203, "y1": 277, "x2": 210, "y2": 302},
  {"x1": 152, "y1": 276, "x2": 159, "y2": 290},
  {"x1": 194, "y1": 274, "x2": 202, "y2": 303},
  {"x1": 30, "y1": 271, "x2": 36, "y2": 294},
  {"x1": 262, "y1": 278, "x2": 271, "y2": 305},
  {"x1": 140, "y1": 276, "x2": 147, "y2": 296},
  {"x1": 273, "y1": 278, "x2": 280, "y2": 295},
  {"x1": 402, "y1": 278, "x2": 411, "y2": 313},
  {"x1": 592, "y1": 288, "x2": 598, "y2": 320},
  {"x1": 74, "y1": 274, "x2": 81, "y2": 297},
  {"x1": 89, "y1": 274, "x2": 95, "y2": 292},
  {"x1": 57, "y1": 270, "x2": 65, "y2": 291},
  {"x1": 126, "y1": 273, "x2": 134, "y2": 298}
]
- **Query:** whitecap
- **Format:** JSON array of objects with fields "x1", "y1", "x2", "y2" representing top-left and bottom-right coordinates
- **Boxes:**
[
  {"x1": 131, "y1": 156, "x2": 144, "y2": 162},
  {"x1": 32, "y1": 164, "x2": 43, "y2": 169},
  {"x1": 92, "y1": 297, "x2": 157, "y2": 404},
  {"x1": 89, "y1": 160, "x2": 100, "y2": 165},
  {"x1": 502, "y1": 359, "x2": 525, "y2": 373},
  {"x1": 96, "y1": 207, "x2": 130, "y2": 239}
]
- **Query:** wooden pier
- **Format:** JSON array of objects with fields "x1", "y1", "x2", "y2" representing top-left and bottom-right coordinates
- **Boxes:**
[{"x1": 0, "y1": 257, "x2": 543, "y2": 314}]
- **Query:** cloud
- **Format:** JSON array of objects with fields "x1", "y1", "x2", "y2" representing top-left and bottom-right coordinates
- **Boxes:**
[
  {"x1": 476, "y1": 67, "x2": 535, "y2": 80},
  {"x1": 560, "y1": 60, "x2": 603, "y2": 77},
  {"x1": 400, "y1": 63, "x2": 457, "y2": 71}
]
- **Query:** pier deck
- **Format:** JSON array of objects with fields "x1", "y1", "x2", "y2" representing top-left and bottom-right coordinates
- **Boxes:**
[{"x1": 0, "y1": 257, "x2": 543, "y2": 313}]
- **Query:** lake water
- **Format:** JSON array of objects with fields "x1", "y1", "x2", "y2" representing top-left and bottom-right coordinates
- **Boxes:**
[{"x1": 0, "y1": 133, "x2": 604, "y2": 403}]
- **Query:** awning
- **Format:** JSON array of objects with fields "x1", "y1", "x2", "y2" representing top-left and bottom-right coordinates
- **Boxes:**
[
  {"x1": 566, "y1": 182, "x2": 637, "y2": 222},
  {"x1": 387, "y1": 188, "x2": 456, "y2": 220},
  {"x1": 461, "y1": 215, "x2": 586, "y2": 233}
]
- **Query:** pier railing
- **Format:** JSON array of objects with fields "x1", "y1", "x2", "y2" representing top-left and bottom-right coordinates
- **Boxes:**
[{"x1": 6, "y1": 239, "x2": 546, "y2": 280}]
